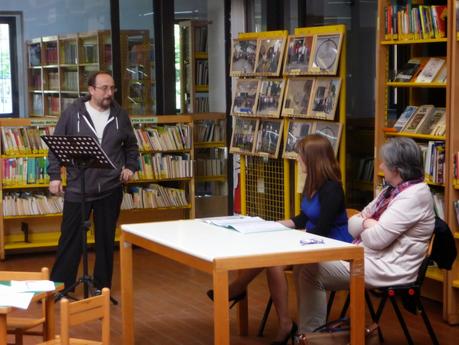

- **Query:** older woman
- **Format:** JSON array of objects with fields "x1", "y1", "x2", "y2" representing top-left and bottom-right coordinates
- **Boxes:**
[{"x1": 293, "y1": 137, "x2": 435, "y2": 334}]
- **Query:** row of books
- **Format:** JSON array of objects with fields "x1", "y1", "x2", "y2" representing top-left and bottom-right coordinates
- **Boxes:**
[
  {"x1": 195, "y1": 120, "x2": 225, "y2": 143},
  {"x1": 194, "y1": 26, "x2": 208, "y2": 52},
  {"x1": 30, "y1": 70, "x2": 42, "y2": 89},
  {"x1": 32, "y1": 94, "x2": 44, "y2": 115},
  {"x1": 233, "y1": 77, "x2": 341, "y2": 121},
  {"x1": 62, "y1": 71, "x2": 79, "y2": 91},
  {"x1": 133, "y1": 125, "x2": 192, "y2": 152},
  {"x1": 3, "y1": 193, "x2": 63, "y2": 217},
  {"x1": 121, "y1": 185, "x2": 189, "y2": 210},
  {"x1": 196, "y1": 158, "x2": 225, "y2": 177},
  {"x1": 384, "y1": 4, "x2": 447, "y2": 40},
  {"x1": 453, "y1": 152, "x2": 459, "y2": 179},
  {"x1": 356, "y1": 157, "x2": 374, "y2": 182},
  {"x1": 2, "y1": 157, "x2": 49, "y2": 186},
  {"x1": 195, "y1": 60, "x2": 209, "y2": 85},
  {"x1": 81, "y1": 43, "x2": 98, "y2": 64},
  {"x1": 454, "y1": 200, "x2": 459, "y2": 227},
  {"x1": 43, "y1": 43, "x2": 58, "y2": 65},
  {"x1": 1, "y1": 127, "x2": 55, "y2": 155},
  {"x1": 133, "y1": 153, "x2": 192, "y2": 180},
  {"x1": 45, "y1": 71, "x2": 60, "y2": 90},
  {"x1": 61, "y1": 42, "x2": 78, "y2": 65},
  {"x1": 196, "y1": 181, "x2": 227, "y2": 197},
  {"x1": 391, "y1": 105, "x2": 445, "y2": 136},
  {"x1": 195, "y1": 95, "x2": 209, "y2": 112},
  {"x1": 421, "y1": 141, "x2": 445, "y2": 185},
  {"x1": 393, "y1": 57, "x2": 446, "y2": 83},
  {"x1": 230, "y1": 31, "x2": 343, "y2": 77},
  {"x1": 46, "y1": 96, "x2": 60, "y2": 116}
]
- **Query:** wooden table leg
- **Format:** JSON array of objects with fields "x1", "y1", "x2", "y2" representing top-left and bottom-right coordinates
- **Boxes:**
[
  {"x1": 349, "y1": 256, "x2": 365, "y2": 345},
  {"x1": 121, "y1": 234, "x2": 134, "y2": 345},
  {"x1": 44, "y1": 293, "x2": 56, "y2": 340},
  {"x1": 213, "y1": 270, "x2": 230, "y2": 345},
  {"x1": 0, "y1": 314, "x2": 7, "y2": 345}
]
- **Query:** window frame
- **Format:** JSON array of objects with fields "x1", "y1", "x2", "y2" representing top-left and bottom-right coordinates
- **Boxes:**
[{"x1": 0, "y1": 15, "x2": 19, "y2": 117}]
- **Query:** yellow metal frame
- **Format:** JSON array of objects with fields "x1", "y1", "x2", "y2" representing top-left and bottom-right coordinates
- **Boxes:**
[{"x1": 238, "y1": 25, "x2": 347, "y2": 220}]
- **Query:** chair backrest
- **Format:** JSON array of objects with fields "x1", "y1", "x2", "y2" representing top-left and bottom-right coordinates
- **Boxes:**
[
  {"x1": 346, "y1": 208, "x2": 360, "y2": 218},
  {"x1": 0, "y1": 267, "x2": 49, "y2": 280},
  {"x1": 59, "y1": 288, "x2": 110, "y2": 345},
  {"x1": 415, "y1": 234, "x2": 435, "y2": 286}
]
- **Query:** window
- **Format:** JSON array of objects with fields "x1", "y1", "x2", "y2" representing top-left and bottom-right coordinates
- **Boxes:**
[{"x1": 0, "y1": 16, "x2": 18, "y2": 117}]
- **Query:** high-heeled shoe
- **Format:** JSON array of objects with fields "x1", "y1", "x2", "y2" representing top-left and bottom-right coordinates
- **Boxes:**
[
  {"x1": 269, "y1": 321, "x2": 298, "y2": 345},
  {"x1": 206, "y1": 289, "x2": 247, "y2": 309}
]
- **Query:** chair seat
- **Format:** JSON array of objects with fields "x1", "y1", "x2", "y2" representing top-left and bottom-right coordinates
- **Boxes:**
[
  {"x1": 7, "y1": 316, "x2": 46, "y2": 330},
  {"x1": 38, "y1": 336, "x2": 103, "y2": 345}
]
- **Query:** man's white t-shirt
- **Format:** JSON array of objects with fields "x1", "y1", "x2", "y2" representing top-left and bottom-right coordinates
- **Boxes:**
[{"x1": 85, "y1": 101, "x2": 110, "y2": 143}]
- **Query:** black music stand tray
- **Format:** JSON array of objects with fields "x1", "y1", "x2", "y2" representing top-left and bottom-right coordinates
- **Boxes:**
[{"x1": 42, "y1": 135, "x2": 118, "y2": 304}]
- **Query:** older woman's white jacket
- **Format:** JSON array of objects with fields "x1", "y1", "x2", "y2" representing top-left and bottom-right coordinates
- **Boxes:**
[{"x1": 348, "y1": 182, "x2": 435, "y2": 287}]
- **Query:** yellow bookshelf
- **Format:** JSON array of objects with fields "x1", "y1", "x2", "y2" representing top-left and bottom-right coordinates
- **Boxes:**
[
  {"x1": 0, "y1": 115, "x2": 196, "y2": 260},
  {"x1": 376, "y1": 0, "x2": 459, "y2": 324}
]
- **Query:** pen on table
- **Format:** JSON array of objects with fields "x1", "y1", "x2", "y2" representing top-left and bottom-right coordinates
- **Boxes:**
[{"x1": 300, "y1": 239, "x2": 325, "y2": 245}]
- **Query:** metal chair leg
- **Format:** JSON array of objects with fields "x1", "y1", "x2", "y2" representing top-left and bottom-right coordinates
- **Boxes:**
[
  {"x1": 389, "y1": 296, "x2": 414, "y2": 345},
  {"x1": 257, "y1": 297, "x2": 272, "y2": 337},
  {"x1": 418, "y1": 300, "x2": 440, "y2": 345}
]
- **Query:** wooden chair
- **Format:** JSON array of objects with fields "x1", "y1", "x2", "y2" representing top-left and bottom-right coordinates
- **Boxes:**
[
  {"x1": 0, "y1": 267, "x2": 49, "y2": 345},
  {"x1": 258, "y1": 208, "x2": 360, "y2": 336},
  {"x1": 37, "y1": 288, "x2": 110, "y2": 345}
]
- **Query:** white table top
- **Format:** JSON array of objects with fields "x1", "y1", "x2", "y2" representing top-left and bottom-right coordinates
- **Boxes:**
[{"x1": 121, "y1": 219, "x2": 356, "y2": 262}]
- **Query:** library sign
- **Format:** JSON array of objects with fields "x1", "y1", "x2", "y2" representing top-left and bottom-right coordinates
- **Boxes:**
[
  {"x1": 31, "y1": 119, "x2": 59, "y2": 126},
  {"x1": 130, "y1": 117, "x2": 158, "y2": 125}
]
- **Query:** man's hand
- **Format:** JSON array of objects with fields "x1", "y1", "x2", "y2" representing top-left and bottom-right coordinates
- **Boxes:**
[
  {"x1": 49, "y1": 180, "x2": 63, "y2": 195},
  {"x1": 120, "y1": 168, "x2": 134, "y2": 182}
]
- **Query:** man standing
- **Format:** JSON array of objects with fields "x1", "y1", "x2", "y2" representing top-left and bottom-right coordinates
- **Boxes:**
[{"x1": 47, "y1": 71, "x2": 139, "y2": 291}]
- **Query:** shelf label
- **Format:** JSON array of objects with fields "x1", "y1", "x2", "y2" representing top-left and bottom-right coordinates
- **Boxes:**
[
  {"x1": 31, "y1": 119, "x2": 58, "y2": 126},
  {"x1": 130, "y1": 117, "x2": 158, "y2": 125}
]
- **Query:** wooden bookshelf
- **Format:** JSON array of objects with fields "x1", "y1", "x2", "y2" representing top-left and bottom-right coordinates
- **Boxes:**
[
  {"x1": 0, "y1": 115, "x2": 196, "y2": 259},
  {"x1": 26, "y1": 31, "x2": 112, "y2": 117},
  {"x1": 179, "y1": 20, "x2": 209, "y2": 114},
  {"x1": 191, "y1": 113, "x2": 228, "y2": 218},
  {"x1": 375, "y1": 0, "x2": 459, "y2": 324},
  {"x1": 119, "y1": 30, "x2": 154, "y2": 115}
]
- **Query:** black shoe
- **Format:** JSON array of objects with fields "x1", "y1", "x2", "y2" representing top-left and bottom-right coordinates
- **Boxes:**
[
  {"x1": 206, "y1": 289, "x2": 247, "y2": 309},
  {"x1": 270, "y1": 322, "x2": 298, "y2": 345}
]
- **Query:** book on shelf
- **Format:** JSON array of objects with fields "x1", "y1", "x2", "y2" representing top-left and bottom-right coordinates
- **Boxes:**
[
  {"x1": 384, "y1": 4, "x2": 447, "y2": 40},
  {"x1": 202, "y1": 215, "x2": 290, "y2": 234},
  {"x1": 415, "y1": 57, "x2": 445, "y2": 83},
  {"x1": 432, "y1": 191, "x2": 445, "y2": 221},
  {"x1": 393, "y1": 58, "x2": 423, "y2": 82},
  {"x1": 401, "y1": 105, "x2": 435, "y2": 133},
  {"x1": 424, "y1": 107, "x2": 446, "y2": 136},
  {"x1": 453, "y1": 200, "x2": 459, "y2": 227},
  {"x1": 423, "y1": 141, "x2": 445, "y2": 185},
  {"x1": 392, "y1": 106, "x2": 418, "y2": 132}
]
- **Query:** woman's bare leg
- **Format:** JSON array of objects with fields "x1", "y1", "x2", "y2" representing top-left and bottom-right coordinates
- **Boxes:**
[
  {"x1": 267, "y1": 265, "x2": 293, "y2": 342},
  {"x1": 228, "y1": 267, "x2": 264, "y2": 297}
]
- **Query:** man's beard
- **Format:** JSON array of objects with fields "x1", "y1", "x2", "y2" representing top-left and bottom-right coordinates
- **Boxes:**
[{"x1": 98, "y1": 97, "x2": 112, "y2": 110}]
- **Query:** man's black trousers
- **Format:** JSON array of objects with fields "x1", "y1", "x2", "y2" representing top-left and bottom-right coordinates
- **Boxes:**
[{"x1": 51, "y1": 187, "x2": 123, "y2": 290}]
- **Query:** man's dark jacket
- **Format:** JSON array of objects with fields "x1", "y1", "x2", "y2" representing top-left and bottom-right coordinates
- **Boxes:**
[{"x1": 47, "y1": 95, "x2": 139, "y2": 202}]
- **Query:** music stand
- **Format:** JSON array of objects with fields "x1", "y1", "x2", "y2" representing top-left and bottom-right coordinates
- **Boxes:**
[{"x1": 42, "y1": 135, "x2": 118, "y2": 304}]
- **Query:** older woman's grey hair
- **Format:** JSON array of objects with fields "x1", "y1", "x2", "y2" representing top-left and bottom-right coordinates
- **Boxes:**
[{"x1": 380, "y1": 137, "x2": 424, "y2": 181}]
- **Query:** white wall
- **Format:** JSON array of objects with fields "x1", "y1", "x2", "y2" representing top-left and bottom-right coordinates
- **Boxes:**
[{"x1": 207, "y1": 0, "x2": 225, "y2": 112}]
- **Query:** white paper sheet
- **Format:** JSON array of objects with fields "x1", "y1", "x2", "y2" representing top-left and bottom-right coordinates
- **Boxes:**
[
  {"x1": 10, "y1": 280, "x2": 56, "y2": 292},
  {"x1": 0, "y1": 292, "x2": 34, "y2": 309}
]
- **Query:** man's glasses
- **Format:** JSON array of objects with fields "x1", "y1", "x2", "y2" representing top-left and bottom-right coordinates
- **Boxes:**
[{"x1": 94, "y1": 85, "x2": 117, "y2": 93}]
